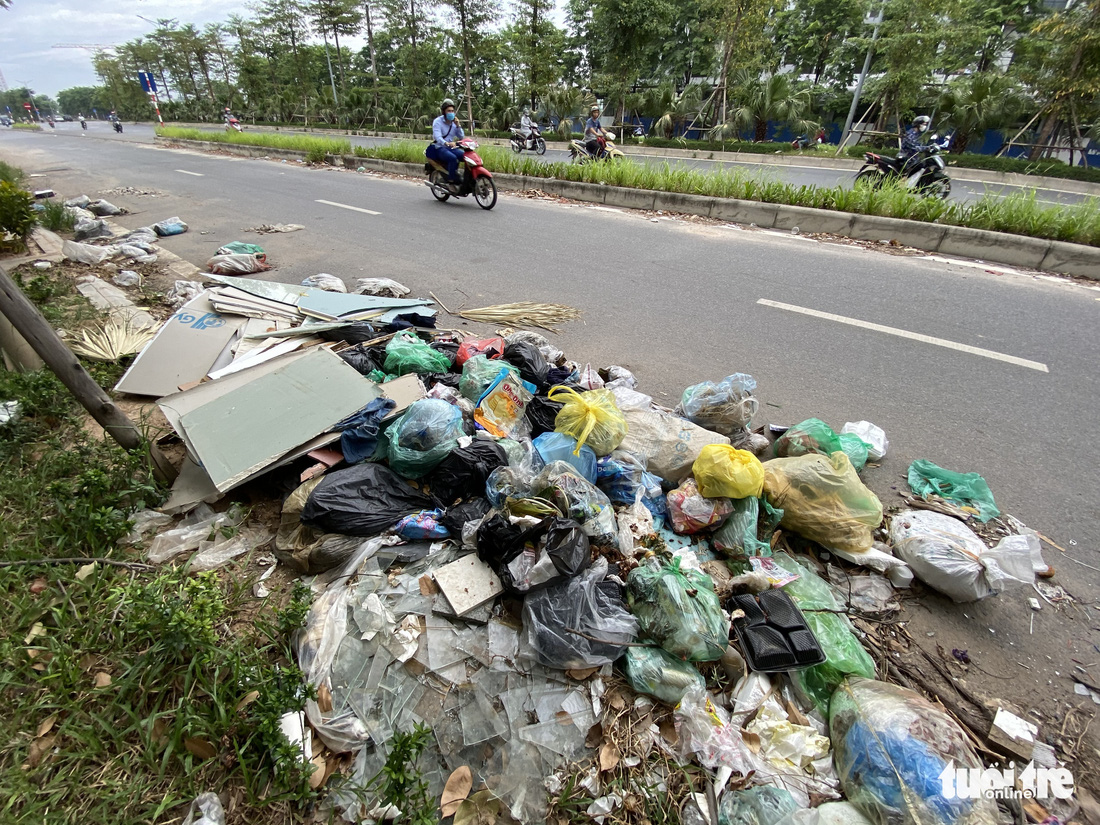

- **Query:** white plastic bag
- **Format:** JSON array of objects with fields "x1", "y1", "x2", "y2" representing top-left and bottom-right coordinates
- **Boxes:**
[
  {"x1": 165, "y1": 280, "x2": 203, "y2": 307},
  {"x1": 354, "y1": 277, "x2": 410, "y2": 297},
  {"x1": 841, "y1": 421, "x2": 889, "y2": 461},
  {"x1": 889, "y1": 510, "x2": 1033, "y2": 602},
  {"x1": 63, "y1": 239, "x2": 111, "y2": 265},
  {"x1": 112, "y1": 270, "x2": 142, "y2": 287},
  {"x1": 190, "y1": 527, "x2": 272, "y2": 572},
  {"x1": 207, "y1": 253, "x2": 270, "y2": 275},
  {"x1": 182, "y1": 792, "x2": 225, "y2": 825},
  {"x1": 301, "y1": 274, "x2": 346, "y2": 292},
  {"x1": 147, "y1": 504, "x2": 246, "y2": 564}
]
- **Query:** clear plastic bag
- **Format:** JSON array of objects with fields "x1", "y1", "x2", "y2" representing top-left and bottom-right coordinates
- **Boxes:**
[
  {"x1": 74, "y1": 217, "x2": 113, "y2": 241},
  {"x1": 190, "y1": 526, "x2": 271, "y2": 572},
  {"x1": 907, "y1": 460, "x2": 1001, "y2": 522},
  {"x1": 596, "y1": 450, "x2": 667, "y2": 520},
  {"x1": 182, "y1": 792, "x2": 226, "y2": 825},
  {"x1": 830, "y1": 678, "x2": 999, "y2": 825},
  {"x1": 692, "y1": 444, "x2": 765, "y2": 499},
  {"x1": 62, "y1": 239, "x2": 111, "y2": 265},
  {"x1": 522, "y1": 556, "x2": 638, "y2": 670},
  {"x1": 533, "y1": 432, "x2": 597, "y2": 483},
  {"x1": 206, "y1": 253, "x2": 271, "y2": 274},
  {"x1": 548, "y1": 386, "x2": 628, "y2": 457},
  {"x1": 354, "y1": 278, "x2": 410, "y2": 297},
  {"x1": 717, "y1": 786, "x2": 798, "y2": 825},
  {"x1": 384, "y1": 398, "x2": 464, "y2": 478},
  {"x1": 300, "y1": 274, "x2": 346, "y2": 292},
  {"x1": 459, "y1": 354, "x2": 519, "y2": 402},
  {"x1": 532, "y1": 460, "x2": 617, "y2": 543},
  {"x1": 712, "y1": 496, "x2": 772, "y2": 556},
  {"x1": 147, "y1": 504, "x2": 246, "y2": 564},
  {"x1": 617, "y1": 409, "x2": 730, "y2": 484},
  {"x1": 626, "y1": 555, "x2": 728, "y2": 662},
  {"x1": 384, "y1": 330, "x2": 452, "y2": 376},
  {"x1": 622, "y1": 645, "x2": 705, "y2": 706},
  {"x1": 679, "y1": 374, "x2": 759, "y2": 435},
  {"x1": 667, "y1": 477, "x2": 733, "y2": 535},
  {"x1": 763, "y1": 453, "x2": 883, "y2": 552}
]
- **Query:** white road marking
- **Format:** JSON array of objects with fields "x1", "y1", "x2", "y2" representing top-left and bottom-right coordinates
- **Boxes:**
[
  {"x1": 757, "y1": 298, "x2": 1049, "y2": 373},
  {"x1": 919, "y1": 255, "x2": 1023, "y2": 277},
  {"x1": 176, "y1": 169, "x2": 204, "y2": 176},
  {"x1": 316, "y1": 199, "x2": 381, "y2": 215}
]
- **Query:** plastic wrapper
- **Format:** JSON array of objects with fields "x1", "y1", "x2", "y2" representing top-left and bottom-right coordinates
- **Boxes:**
[
  {"x1": 190, "y1": 527, "x2": 271, "y2": 572},
  {"x1": 676, "y1": 684, "x2": 757, "y2": 775},
  {"x1": 301, "y1": 462, "x2": 439, "y2": 537},
  {"x1": 907, "y1": 460, "x2": 1001, "y2": 522},
  {"x1": 622, "y1": 645, "x2": 705, "y2": 706},
  {"x1": 503, "y1": 517, "x2": 591, "y2": 594},
  {"x1": 717, "y1": 786, "x2": 797, "y2": 825},
  {"x1": 384, "y1": 330, "x2": 451, "y2": 376},
  {"x1": 147, "y1": 504, "x2": 246, "y2": 564},
  {"x1": 474, "y1": 369, "x2": 534, "y2": 439},
  {"x1": 182, "y1": 792, "x2": 226, "y2": 825},
  {"x1": 548, "y1": 386, "x2": 627, "y2": 457},
  {"x1": 830, "y1": 678, "x2": 999, "y2": 825},
  {"x1": 460, "y1": 354, "x2": 519, "y2": 402},
  {"x1": 394, "y1": 508, "x2": 450, "y2": 539},
  {"x1": 113, "y1": 270, "x2": 142, "y2": 288},
  {"x1": 596, "y1": 450, "x2": 668, "y2": 520},
  {"x1": 667, "y1": 477, "x2": 733, "y2": 535},
  {"x1": 679, "y1": 374, "x2": 758, "y2": 435},
  {"x1": 772, "y1": 554, "x2": 876, "y2": 713},
  {"x1": 153, "y1": 216, "x2": 188, "y2": 236},
  {"x1": 693, "y1": 444, "x2": 765, "y2": 499},
  {"x1": 206, "y1": 253, "x2": 271, "y2": 274},
  {"x1": 215, "y1": 241, "x2": 265, "y2": 257},
  {"x1": 841, "y1": 421, "x2": 889, "y2": 461},
  {"x1": 62, "y1": 239, "x2": 111, "y2": 265},
  {"x1": 522, "y1": 556, "x2": 638, "y2": 669},
  {"x1": 577, "y1": 363, "x2": 604, "y2": 389},
  {"x1": 889, "y1": 510, "x2": 1035, "y2": 602},
  {"x1": 115, "y1": 245, "x2": 156, "y2": 264},
  {"x1": 524, "y1": 395, "x2": 564, "y2": 437},
  {"x1": 337, "y1": 397, "x2": 395, "y2": 464},
  {"x1": 166, "y1": 280, "x2": 203, "y2": 307},
  {"x1": 384, "y1": 398, "x2": 464, "y2": 478},
  {"x1": 608, "y1": 385, "x2": 653, "y2": 412},
  {"x1": 456, "y1": 337, "x2": 505, "y2": 366},
  {"x1": 627, "y1": 555, "x2": 728, "y2": 662},
  {"x1": 427, "y1": 441, "x2": 508, "y2": 505},
  {"x1": 533, "y1": 461, "x2": 617, "y2": 544},
  {"x1": 486, "y1": 465, "x2": 535, "y2": 508},
  {"x1": 773, "y1": 802, "x2": 874, "y2": 825},
  {"x1": 533, "y1": 432, "x2": 597, "y2": 483},
  {"x1": 502, "y1": 340, "x2": 550, "y2": 388},
  {"x1": 618, "y1": 409, "x2": 730, "y2": 484},
  {"x1": 354, "y1": 277, "x2": 410, "y2": 297},
  {"x1": 712, "y1": 496, "x2": 772, "y2": 556},
  {"x1": 837, "y1": 433, "x2": 870, "y2": 472},
  {"x1": 121, "y1": 508, "x2": 173, "y2": 545},
  {"x1": 763, "y1": 453, "x2": 882, "y2": 553},
  {"x1": 301, "y1": 273, "x2": 346, "y2": 292}
]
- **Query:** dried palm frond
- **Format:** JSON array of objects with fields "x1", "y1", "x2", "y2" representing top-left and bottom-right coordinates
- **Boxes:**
[
  {"x1": 457, "y1": 301, "x2": 581, "y2": 333},
  {"x1": 69, "y1": 320, "x2": 155, "y2": 361}
]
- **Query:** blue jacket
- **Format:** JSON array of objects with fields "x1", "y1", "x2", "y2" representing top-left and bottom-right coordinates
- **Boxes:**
[
  {"x1": 432, "y1": 115, "x2": 465, "y2": 147},
  {"x1": 901, "y1": 126, "x2": 925, "y2": 156}
]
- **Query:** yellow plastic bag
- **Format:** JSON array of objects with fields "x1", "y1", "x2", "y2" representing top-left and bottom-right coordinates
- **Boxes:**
[
  {"x1": 692, "y1": 444, "x2": 765, "y2": 499},
  {"x1": 763, "y1": 452, "x2": 883, "y2": 552},
  {"x1": 548, "y1": 386, "x2": 627, "y2": 457}
]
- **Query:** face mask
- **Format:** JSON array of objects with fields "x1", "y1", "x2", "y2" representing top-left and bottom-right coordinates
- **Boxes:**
[
  {"x1": 919, "y1": 124, "x2": 928, "y2": 133},
  {"x1": 445, "y1": 112, "x2": 455, "y2": 122}
]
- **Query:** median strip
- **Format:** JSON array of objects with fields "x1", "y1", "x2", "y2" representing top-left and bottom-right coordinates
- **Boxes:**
[{"x1": 757, "y1": 298, "x2": 1049, "y2": 373}]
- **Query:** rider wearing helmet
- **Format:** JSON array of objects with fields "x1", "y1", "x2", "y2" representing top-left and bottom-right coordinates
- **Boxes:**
[
  {"x1": 585, "y1": 104, "x2": 609, "y2": 159},
  {"x1": 900, "y1": 115, "x2": 932, "y2": 173},
  {"x1": 428, "y1": 98, "x2": 466, "y2": 185},
  {"x1": 519, "y1": 106, "x2": 534, "y2": 142}
]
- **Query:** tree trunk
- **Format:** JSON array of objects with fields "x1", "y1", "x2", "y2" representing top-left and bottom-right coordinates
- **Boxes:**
[
  {"x1": 1029, "y1": 111, "x2": 1058, "y2": 161},
  {"x1": 333, "y1": 29, "x2": 347, "y2": 91},
  {"x1": 529, "y1": 0, "x2": 539, "y2": 110},
  {"x1": 755, "y1": 118, "x2": 766, "y2": 142},
  {"x1": 410, "y1": 0, "x2": 420, "y2": 93},
  {"x1": 364, "y1": 2, "x2": 380, "y2": 118}
]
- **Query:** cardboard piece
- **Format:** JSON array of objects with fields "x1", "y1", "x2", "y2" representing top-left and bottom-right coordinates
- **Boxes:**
[
  {"x1": 988, "y1": 708, "x2": 1038, "y2": 762},
  {"x1": 162, "y1": 455, "x2": 223, "y2": 514},
  {"x1": 433, "y1": 554, "x2": 504, "y2": 617},
  {"x1": 115, "y1": 292, "x2": 245, "y2": 397}
]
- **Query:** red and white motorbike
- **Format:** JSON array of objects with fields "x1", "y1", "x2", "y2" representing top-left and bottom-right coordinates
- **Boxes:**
[{"x1": 424, "y1": 137, "x2": 497, "y2": 210}]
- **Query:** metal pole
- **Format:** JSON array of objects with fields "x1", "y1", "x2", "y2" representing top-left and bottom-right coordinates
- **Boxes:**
[
  {"x1": 842, "y1": 9, "x2": 883, "y2": 148},
  {"x1": 322, "y1": 30, "x2": 340, "y2": 110}
]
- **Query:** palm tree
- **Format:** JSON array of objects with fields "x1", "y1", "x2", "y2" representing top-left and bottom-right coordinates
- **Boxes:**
[
  {"x1": 710, "y1": 71, "x2": 816, "y2": 143},
  {"x1": 652, "y1": 83, "x2": 706, "y2": 138},
  {"x1": 545, "y1": 85, "x2": 595, "y2": 140},
  {"x1": 937, "y1": 74, "x2": 1025, "y2": 154}
]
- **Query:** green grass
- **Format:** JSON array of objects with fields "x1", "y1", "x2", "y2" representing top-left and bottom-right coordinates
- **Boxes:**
[
  {"x1": 11, "y1": 123, "x2": 42, "y2": 131},
  {"x1": 157, "y1": 126, "x2": 351, "y2": 156},
  {"x1": 36, "y1": 199, "x2": 76, "y2": 233},
  {"x1": 160, "y1": 129, "x2": 1100, "y2": 248},
  {"x1": 0, "y1": 160, "x2": 25, "y2": 186}
]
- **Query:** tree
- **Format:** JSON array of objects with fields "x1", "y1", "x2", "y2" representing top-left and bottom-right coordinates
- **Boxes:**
[
  {"x1": 511, "y1": 0, "x2": 564, "y2": 109},
  {"x1": 708, "y1": 0, "x2": 777, "y2": 125},
  {"x1": 772, "y1": 0, "x2": 869, "y2": 84},
  {"x1": 57, "y1": 87, "x2": 100, "y2": 117},
  {"x1": 590, "y1": 0, "x2": 677, "y2": 121},
  {"x1": 715, "y1": 71, "x2": 816, "y2": 142},
  {"x1": 651, "y1": 82, "x2": 706, "y2": 137},
  {"x1": 440, "y1": 0, "x2": 497, "y2": 130},
  {"x1": 309, "y1": 0, "x2": 362, "y2": 91},
  {"x1": 937, "y1": 73, "x2": 1024, "y2": 153}
]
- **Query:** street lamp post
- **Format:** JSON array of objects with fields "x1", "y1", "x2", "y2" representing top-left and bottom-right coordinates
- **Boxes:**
[{"x1": 840, "y1": 8, "x2": 884, "y2": 151}]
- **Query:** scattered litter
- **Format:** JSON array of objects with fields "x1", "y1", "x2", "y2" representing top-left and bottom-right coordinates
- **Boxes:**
[
  {"x1": 841, "y1": 421, "x2": 889, "y2": 461},
  {"x1": 907, "y1": 459, "x2": 1000, "y2": 522},
  {"x1": 244, "y1": 223, "x2": 304, "y2": 234},
  {"x1": 112, "y1": 270, "x2": 141, "y2": 287},
  {"x1": 74, "y1": 217, "x2": 113, "y2": 241},
  {"x1": 68, "y1": 319, "x2": 155, "y2": 361},
  {"x1": 0, "y1": 400, "x2": 22, "y2": 427},
  {"x1": 301, "y1": 274, "x2": 346, "y2": 292},
  {"x1": 181, "y1": 792, "x2": 225, "y2": 825},
  {"x1": 33, "y1": 261, "x2": 51, "y2": 270},
  {"x1": 207, "y1": 253, "x2": 271, "y2": 275},
  {"x1": 215, "y1": 241, "x2": 265, "y2": 258},
  {"x1": 88, "y1": 199, "x2": 122, "y2": 217},
  {"x1": 153, "y1": 216, "x2": 188, "y2": 236},
  {"x1": 165, "y1": 280, "x2": 203, "y2": 307},
  {"x1": 63, "y1": 239, "x2": 111, "y2": 265},
  {"x1": 356, "y1": 278, "x2": 410, "y2": 297}
]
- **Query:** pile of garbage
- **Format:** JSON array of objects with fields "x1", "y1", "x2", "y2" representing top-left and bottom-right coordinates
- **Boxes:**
[
  {"x1": 118, "y1": 273, "x2": 1071, "y2": 824},
  {"x1": 60, "y1": 192, "x2": 189, "y2": 267}
]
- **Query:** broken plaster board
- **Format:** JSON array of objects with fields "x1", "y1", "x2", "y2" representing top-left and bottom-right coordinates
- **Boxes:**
[
  {"x1": 433, "y1": 554, "x2": 504, "y2": 617},
  {"x1": 177, "y1": 347, "x2": 382, "y2": 492}
]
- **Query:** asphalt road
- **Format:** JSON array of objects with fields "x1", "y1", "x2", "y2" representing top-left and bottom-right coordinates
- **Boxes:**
[{"x1": 4, "y1": 125, "x2": 1100, "y2": 756}]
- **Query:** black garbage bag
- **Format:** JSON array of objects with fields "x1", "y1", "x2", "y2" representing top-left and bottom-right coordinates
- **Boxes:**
[
  {"x1": 429, "y1": 340, "x2": 460, "y2": 368},
  {"x1": 500, "y1": 517, "x2": 592, "y2": 594},
  {"x1": 427, "y1": 441, "x2": 508, "y2": 505},
  {"x1": 440, "y1": 497, "x2": 492, "y2": 536},
  {"x1": 424, "y1": 372, "x2": 462, "y2": 390},
  {"x1": 340, "y1": 343, "x2": 383, "y2": 376},
  {"x1": 301, "y1": 462, "x2": 439, "y2": 536},
  {"x1": 546, "y1": 365, "x2": 575, "y2": 387},
  {"x1": 476, "y1": 513, "x2": 548, "y2": 570},
  {"x1": 322, "y1": 322, "x2": 378, "y2": 345},
  {"x1": 503, "y1": 341, "x2": 550, "y2": 389},
  {"x1": 383, "y1": 313, "x2": 437, "y2": 331},
  {"x1": 525, "y1": 396, "x2": 564, "y2": 437}
]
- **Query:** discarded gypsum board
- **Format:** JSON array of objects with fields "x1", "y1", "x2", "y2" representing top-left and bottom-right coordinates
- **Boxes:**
[
  {"x1": 433, "y1": 554, "x2": 505, "y2": 617},
  {"x1": 729, "y1": 589, "x2": 826, "y2": 672}
]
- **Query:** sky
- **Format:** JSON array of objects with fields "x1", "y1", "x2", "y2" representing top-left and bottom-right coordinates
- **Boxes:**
[{"x1": 0, "y1": 0, "x2": 254, "y2": 98}]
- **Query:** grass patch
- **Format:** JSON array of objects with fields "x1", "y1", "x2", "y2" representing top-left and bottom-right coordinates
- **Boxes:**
[
  {"x1": 157, "y1": 126, "x2": 351, "y2": 156},
  {"x1": 0, "y1": 160, "x2": 25, "y2": 186},
  {"x1": 11, "y1": 123, "x2": 42, "y2": 131},
  {"x1": 36, "y1": 199, "x2": 76, "y2": 233}
]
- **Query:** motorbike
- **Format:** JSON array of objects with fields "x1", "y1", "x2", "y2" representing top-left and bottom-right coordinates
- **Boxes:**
[
  {"x1": 424, "y1": 137, "x2": 498, "y2": 210},
  {"x1": 226, "y1": 117, "x2": 243, "y2": 133},
  {"x1": 113, "y1": 120, "x2": 123, "y2": 133},
  {"x1": 792, "y1": 128, "x2": 825, "y2": 149},
  {"x1": 509, "y1": 122, "x2": 546, "y2": 155},
  {"x1": 80, "y1": 119, "x2": 87, "y2": 130},
  {"x1": 47, "y1": 118, "x2": 55, "y2": 129},
  {"x1": 569, "y1": 132, "x2": 625, "y2": 164},
  {"x1": 855, "y1": 134, "x2": 952, "y2": 199}
]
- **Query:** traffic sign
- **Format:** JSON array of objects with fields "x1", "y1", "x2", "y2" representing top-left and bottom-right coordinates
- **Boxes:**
[
  {"x1": 138, "y1": 71, "x2": 158, "y2": 93},
  {"x1": 23, "y1": 102, "x2": 31, "y2": 110}
]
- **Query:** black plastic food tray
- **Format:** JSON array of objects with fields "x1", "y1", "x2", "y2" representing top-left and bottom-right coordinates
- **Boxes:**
[{"x1": 730, "y1": 589, "x2": 826, "y2": 672}]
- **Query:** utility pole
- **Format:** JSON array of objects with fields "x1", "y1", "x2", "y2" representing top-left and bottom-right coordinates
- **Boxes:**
[
  {"x1": 321, "y1": 29, "x2": 340, "y2": 113},
  {"x1": 840, "y1": 7, "x2": 884, "y2": 150},
  {"x1": 0, "y1": 264, "x2": 176, "y2": 484}
]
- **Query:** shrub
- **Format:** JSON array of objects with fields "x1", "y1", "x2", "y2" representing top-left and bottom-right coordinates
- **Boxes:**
[{"x1": 0, "y1": 180, "x2": 35, "y2": 252}]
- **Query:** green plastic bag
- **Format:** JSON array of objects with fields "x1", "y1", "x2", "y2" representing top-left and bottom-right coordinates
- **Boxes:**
[
  {"x1": 626, "y1": 555, "x2": 728, "y2": 662},
  {"x1": 712, "y1": 496, "x2": 772, "y2": 556},
  {"x1": 622, "y1": 645, "x2": 705, "y2": 706},
  {"x1": 384, "y1": 398, "x2": 464, "y2": 478},
  {"x1": 383, "y1": 331, "x2": 451, "y2": 376},
  {"x1": 459, "y1": 354, "x2": 519, "y2": 402},
  {"x1": 773, "y1": 554, "x2": 876, "y2": 714},
  {"x1": 717, "y1": 786, "x2": 798, "y2": 825},
  {"x1": 907, "y1": 459, "x2": 1001, "y2": 522},
  {"x1": 216, "y1": 241, "x2": 265, "y2": 257},
  {"x1": 837, "y1": 433, "x2": 870, "y2": 472},
  {"x1": 776, "y1": 418, "x2": 871, "y2": 471}
]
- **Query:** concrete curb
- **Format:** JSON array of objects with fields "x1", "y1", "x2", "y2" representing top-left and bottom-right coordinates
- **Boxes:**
[{"x1": 155, "y1": 136, "x2": 1100, "y2": 280}]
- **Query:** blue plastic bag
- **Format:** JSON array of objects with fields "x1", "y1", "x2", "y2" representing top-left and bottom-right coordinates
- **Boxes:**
[
  {"x1": 533, "y1": 432, "x2": 597, "y2": 483},
  {"x1": 394, "y1": 508, "x2": 450, "y2": 539},
  {"x1": 596, "y1": 451, "x2": 667, "y2": 521}
]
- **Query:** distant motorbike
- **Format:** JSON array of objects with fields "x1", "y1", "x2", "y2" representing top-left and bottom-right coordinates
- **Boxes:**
[
  {"x1": 113, "y1": 120, "x2": 123, "y2": 134},
  {"x1": 856, "y1": 134, "x2": 952, "y2": 199},
  {"x1": 80, "y1": 119, "x2": 87, "y2": 130},
  {"x1": 424, "y1": 137, "x2": 497, "y2": 210},
  {"x1": 47, "y1": 118, "x2": 55, "y2": 129},
  {"x1": 792, "y1": 128, "x2": 826, "y2": 149},
  {"x1": 226, "y1": 117, "x2": 243, "y2": 133},
  {"x1": 569, "y1": 132, "x2": 625, "y2": 164},
  {"x1": 509, "y1": 122, "x2": 546, "y2": 155}
]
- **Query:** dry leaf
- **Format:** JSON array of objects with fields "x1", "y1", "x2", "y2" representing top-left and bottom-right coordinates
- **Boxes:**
[
  {"x1": 742, "y1": 730, "x2": 761, "y2": 754},
  {"x1": 24, "y1": 622, "x2": 46, "y2": 645},
  {"x1": 93, "y1": 671, "x2": 112, "y2": 688},
  {"x1": 454, "y1": 790, "x2": 500, "y2": 825},
  {"x1": 75, "y1": 562, "x2": 97, "y2": 582},
  {"x1": 184, "y1": 737, "x2": 217, "y2": 760},
  {"x1": 566, "y1": 666, "x2": 599, "y2": 681},
  {"x1": 585, "y1": 723, "x2": 605, "y2": 750},
  {"x1": 22, "y1": 733, "x2": 55, "y2": 770},
  {"x1": 608, "y1": 690, "x2": 626, "y2": 711},
  {"x1": 235, "y1": 690, "x2": 260, "y2": 713},
  {"x1": 151, "y1": 718, "x2": 170, "y2": 747},
  {"x1": 599, "y1": 741, "x2": 620, "y2": 773},
  {"x1": 658, "y1": 718, "x2": 679, "y2": 748},
  {"x1": 316, "y1": 682, "x2": 333, "y2": 713},
  {"x1": 30, "y1": 577, "x2": 48, "y2": 595},
  {"x1": 36, "y1": 715, "x2": 57, "y2": 738},
  {"x1": 79, "y1": 654, "x2": 97, "y2": 672},
  {"x1": 309, "y1": 753, "x2": 328, "y2": 789},
  {"x1": 441, "y1": 765, "x2": 473, "y2": 817},
  {"x1": 419, "y1": 575, "x2": 439, "y2": 596}
]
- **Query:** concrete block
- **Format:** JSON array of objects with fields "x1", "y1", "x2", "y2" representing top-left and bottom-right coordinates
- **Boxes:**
[
  {"x1": 492, "y1": 173, "x2": 526, "y2": 192},
  {"x1": 651, "y1": 191, "x2": 713, "y2": 218},
  {"x1": 848, "y1": 214, "x2": 948, "y2": 252},
  {"x1": 556, "y1": 180, "x2": 604, "y2": 203},
  {"x1": 710, "y1": 198, "x2": 780, "y2": 226},
  {"x1": 772, "y1": 205, "x2": 855, "y2": 235},
  {"x1": 602, "y1": 186, "x2": 657, "y2": 211},
  {"x1": 938, "y1": 225, "x2": 1049, "y2": 269},
  {"x1": 1040, "y1": 240, "x2": 1100, "y2": 280}
]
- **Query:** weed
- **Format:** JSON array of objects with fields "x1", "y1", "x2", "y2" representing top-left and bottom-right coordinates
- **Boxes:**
[
  {"x1": 36, "y1": 199, "x2": 75, "y2": 232},
  {"x1": 0, "y1": 180, "x2": 35, "y2": 252},
  {"x1": 305, "y1": 146, "x2": 328, "y2": 164},
  {"x1": 354, "y1": 725, "x2": 436, "y2": 825},
  {"x1": 0, "y1": 159, "x2": 25, "y2": 186}
]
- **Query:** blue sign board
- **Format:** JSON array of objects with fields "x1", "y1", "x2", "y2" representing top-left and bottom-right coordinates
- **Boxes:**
[{"x1": 138, "y1": 72, "x2": 158, "y2": 93}]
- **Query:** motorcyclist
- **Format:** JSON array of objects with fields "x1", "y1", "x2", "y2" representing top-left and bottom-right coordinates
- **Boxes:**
[
  {"x1": 584, "y1": 105, "x2": 610, "y2": 159},
  {"x1": 900, "y1": 115, "x2": 932, "y2": 175},
  {"x1": 519, "y1": 107, "x2": 535, "y2": 145},
  {"x1": 427, "y1": 98, "x2": 466, "y2": 186},
  {"x1": 79, "y1": 113, "x2": 86, "y2": 130}
]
